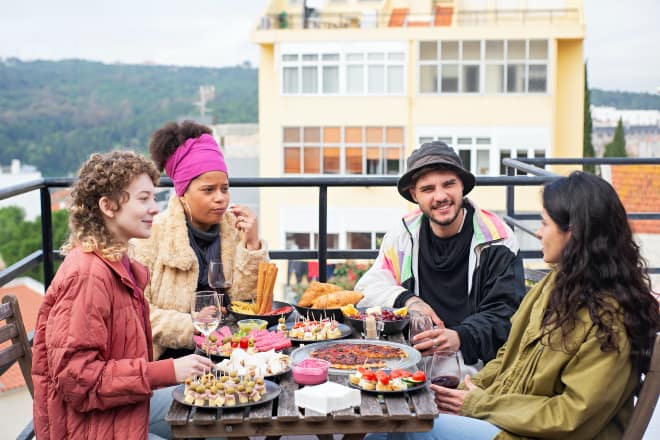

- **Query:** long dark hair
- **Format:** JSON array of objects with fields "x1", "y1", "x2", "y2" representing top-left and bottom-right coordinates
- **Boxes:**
[{"x1": 541, "y1": 171, "x2": 659, "y2": 372}]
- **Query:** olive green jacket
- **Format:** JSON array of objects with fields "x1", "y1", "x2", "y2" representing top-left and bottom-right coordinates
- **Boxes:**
[
  {"x1": 462, "y1": 272, "x2": 637, "y2": 439},
  {"x1": 130, "y1": 194, "x2": 268, "y2": 359}
]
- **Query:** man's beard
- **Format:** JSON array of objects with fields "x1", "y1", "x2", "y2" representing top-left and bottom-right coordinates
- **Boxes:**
[{"x1": 427, "y1": 200, "x2": 463, "y2": 227}]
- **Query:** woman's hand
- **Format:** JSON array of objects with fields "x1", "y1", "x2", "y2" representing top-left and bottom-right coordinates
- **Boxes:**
[
  {"x1": 432, "y1": 374, "x2": 477, "y2": 414},
  {"x1": 413, "y1": 328, "x2": 461, "y2": 356},
  {"x1": 172, "y1": 354, "x2": 216, "y2": 383},
  {"x1": 229, "y1": 205, "x2": 260, "y2": 250}
]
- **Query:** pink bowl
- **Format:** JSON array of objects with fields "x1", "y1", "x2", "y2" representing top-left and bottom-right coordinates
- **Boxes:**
[{"x1": 292, "y1": 358, "x2": 330, "y2": 385}]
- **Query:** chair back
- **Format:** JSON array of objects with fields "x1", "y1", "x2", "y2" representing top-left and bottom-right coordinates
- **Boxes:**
[
  {"x1": 622, "y1": 331, "x2": 660, "y2": 440},
  {"x1": 0, "y1": 294, "x2": 34, "y2": 397}
]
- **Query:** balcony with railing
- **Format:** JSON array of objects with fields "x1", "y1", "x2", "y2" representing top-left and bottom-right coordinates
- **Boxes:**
[{"x1": 1, "y1": 157, "x2": 658, "y2": 290}]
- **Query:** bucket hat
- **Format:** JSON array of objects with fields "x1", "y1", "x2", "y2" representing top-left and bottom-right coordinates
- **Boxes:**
[{"x1": 397, "y1": 141, "x2": 476, "y2": 202}]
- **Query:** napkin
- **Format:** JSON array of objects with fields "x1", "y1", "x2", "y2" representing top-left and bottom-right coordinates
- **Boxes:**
[{"x1": 294, "y1": 381, "x2": 361, "y2": 414}]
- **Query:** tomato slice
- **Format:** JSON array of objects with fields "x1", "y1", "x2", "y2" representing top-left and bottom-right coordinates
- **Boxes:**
[
  {"x1": 362, "y1": 371, "x2": 377, "y2": 381},
  {"x1": 399, "y1": 370, "x2": 413, "y2": 378},
  {"x1": 357, "y1": 366, "x2": 367, "y2": 375},
  {"x1": 412, "y1": 371, "x2": 427, "y2": 382},
  {"x1": 389, "y1": 369, "x2": 404, "y2": 379}
]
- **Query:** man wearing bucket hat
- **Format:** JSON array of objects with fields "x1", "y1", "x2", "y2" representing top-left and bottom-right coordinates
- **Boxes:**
[{"x1": 356, "y1": 141, "x2": 525, "y2": 373}]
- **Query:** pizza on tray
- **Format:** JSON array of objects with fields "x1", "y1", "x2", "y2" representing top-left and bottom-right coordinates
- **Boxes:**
[{"x1": 309, "y1": 342, "x2": 408, "y2": 369}]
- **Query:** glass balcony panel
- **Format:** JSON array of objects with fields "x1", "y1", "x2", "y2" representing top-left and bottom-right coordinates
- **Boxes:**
[
  {"x1": 528, "y1": 64, "x2": 547, "y2": 92},
  {"x1": 368, "y1": 65, "x2": 385, "y2": 93},
  {"x1": 346, "y1": 65, "x2": 364, "y2": 93},
  {"x1": 441, "y1": 64, "x2": 459, "y2": 92},
  {"x1": 485, "y1": 64, "x2": 504, "y2": 93},
  {"x1": 323, "y1": 66, "x2": 339, "y2": 93},
  {"x1": 387, "y1": 65, "x2": 404, "y2": 93},
  {"x1": 302, "y1": 66, "x2": 318, "y2": 93},
  {"x1": 461, "y1": 65, "x2": 480, "y2": 93}
]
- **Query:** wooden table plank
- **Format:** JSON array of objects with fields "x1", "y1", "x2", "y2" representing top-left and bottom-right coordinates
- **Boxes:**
[
  {"x1": 248, "y1": 399, "x2": 275, "y2": 423},
  {"x1": 383, "y1": 394, "x2": 412, "y2": 420},
  {"x1": 357, "y1": 392, "x2": 384, "y2": 419},
  {"x1": 275, "y1": 373, "x2": 300, "y2": 421},
  {"x1": 219, "y1": 407, "x2": 246, "y2": 424},
  {"x1": 409, "y1": 388, "x2": 438, "y2": 420},
  {"x1": 165, "y1": 401, "x2": 191, "y2": 426},
  {"x1": 191, "y1": 407, "x2": 217, "y2": 425}
]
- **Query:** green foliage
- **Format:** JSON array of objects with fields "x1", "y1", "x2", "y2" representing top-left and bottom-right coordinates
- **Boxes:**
[
  {"x1": 0, "y1": 58, "x2": 258, "y2": 177},
  {"x1": 604, "y1": 118, "x2": 627, "y2": 157},
  {"x1": 583, "y1": 64, "x2": 595, "y2": 173},
  {"x1": 591, "y1": 88, "x2": 660, "y2": 110},
  {"x1": 0, "y1": 207, "x2": 69, "y2": 282}
]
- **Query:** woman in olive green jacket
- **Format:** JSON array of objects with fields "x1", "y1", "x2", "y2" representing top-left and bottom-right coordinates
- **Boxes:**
[{"x1": 373, "y1": 172, "x2": 659, "y2": 440}]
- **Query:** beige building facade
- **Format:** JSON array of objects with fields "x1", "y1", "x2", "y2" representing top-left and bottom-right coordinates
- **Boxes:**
[{"x1": 252, "y1": 0, "x2": 585, "y2": 288}]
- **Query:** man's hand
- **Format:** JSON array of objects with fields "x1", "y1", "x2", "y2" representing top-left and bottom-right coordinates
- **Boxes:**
[
  {"x1": 404, "y1": 297, "x2": 444, "y2": 328},
  {"x1": 432, "y1": 374, "x2": 477, "y2": 414}
]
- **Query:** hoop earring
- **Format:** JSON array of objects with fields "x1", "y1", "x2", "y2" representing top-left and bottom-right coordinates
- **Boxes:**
[{"x1": 180, "y1": 197, "x2": 192, "y2": 220}]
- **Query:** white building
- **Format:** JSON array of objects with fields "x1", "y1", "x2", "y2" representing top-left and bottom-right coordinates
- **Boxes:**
[{"x1": 0, "y1": 160, "x2": 42, "y2": 221}]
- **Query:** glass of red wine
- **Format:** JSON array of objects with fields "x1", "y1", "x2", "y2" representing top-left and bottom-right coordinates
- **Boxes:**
[
  {"x1": 208, "y1": 259, "x2": 232, "y2": 313},
  {"x1": 429, "y1": 351, "x2": 462, "y2": 389}
]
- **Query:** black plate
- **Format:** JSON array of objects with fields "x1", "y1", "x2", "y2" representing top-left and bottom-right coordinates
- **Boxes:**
[
  {"x1": 268, "y1": 322, "x2": 353, "y2": 342},
  {"x1": 348, "y1": 379, "x2": 426, "y2": 394},
  {"x1": 343, "y1": 307, "x2": 410, "y2": 335},
  {"x1": 172, "y1": 379, "x2": 280, "y2": 409},
  {"x1": 229, "y1": 300, "x2": 294, "y2": 328}
]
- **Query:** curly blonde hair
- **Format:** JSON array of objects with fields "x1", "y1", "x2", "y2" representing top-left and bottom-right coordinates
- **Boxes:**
[{"x1": 62, "y1": 151, "x2": 160, "y2": 261}]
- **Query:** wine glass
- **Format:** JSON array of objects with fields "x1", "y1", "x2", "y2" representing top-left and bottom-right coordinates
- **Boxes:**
[
  {"x1": 208, "y1": 259, "x2": 232, "y2": 312},
  {"x1": 408, "y1": 311, "x2": 433, "y2": 345},
  {"x1": 191, "y1": 290, "x2": 222, "y2": 357},
  {"x1": 429, "y1": 351, "x2": 462, "y2": 390}
]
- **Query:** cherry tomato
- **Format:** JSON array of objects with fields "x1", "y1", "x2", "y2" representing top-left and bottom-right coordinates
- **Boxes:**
[{"x1": 412, "y1": 371, "x2": 427, "y2": 382}]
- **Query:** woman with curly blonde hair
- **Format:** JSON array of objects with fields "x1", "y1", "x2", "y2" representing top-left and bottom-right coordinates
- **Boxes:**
[{"x1": 32, "y1": 151, "x2": 214, "y2": 439}]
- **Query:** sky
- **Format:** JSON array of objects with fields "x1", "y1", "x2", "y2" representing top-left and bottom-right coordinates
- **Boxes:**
[{"x1": 0, "y1": 0, "x2": 658, "y2": 93}]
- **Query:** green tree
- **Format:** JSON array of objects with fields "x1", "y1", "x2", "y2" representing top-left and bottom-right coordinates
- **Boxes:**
[
  {"x1": 604, "y1": 118, "x2": 627, "y2": 157},
  {"x1": 583, "y1": 64, "x2": 595, "y2": 173},
  {"x1": 0, "y1": 207, "x2": 69, "y2": 283}
]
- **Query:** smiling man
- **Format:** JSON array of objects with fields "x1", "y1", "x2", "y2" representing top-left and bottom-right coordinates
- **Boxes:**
[{"x1": 356, "y1": 141, "x2": 525, "y2": 374}]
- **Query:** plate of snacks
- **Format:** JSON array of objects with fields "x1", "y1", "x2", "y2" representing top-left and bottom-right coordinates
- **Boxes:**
[
  {"x1": 341, "y1": 305, "x2": 410, "y2": 335},
  {"x1": 173, "y1": 372, "x2": 280, "y2": 408},
  {"x1": 348, "y1": 368, "x2": 427, "y2": 394},
  {"x1": 194, "y1": 325, "x2": 291, "y2": 358},
  {"x1": 268, "y1": 318, "x2": 353, "y2": 342},
  {"x1": 294, "y1": 282, "x2": 365, "y2": 322},
  {"x1": 214, "y1": 348, "x2": 291, "y2": 378}
]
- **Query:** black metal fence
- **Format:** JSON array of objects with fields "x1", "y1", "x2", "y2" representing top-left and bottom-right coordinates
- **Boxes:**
[{"x1": 1, "y1": 157, "x2": 658, "y2": 288}]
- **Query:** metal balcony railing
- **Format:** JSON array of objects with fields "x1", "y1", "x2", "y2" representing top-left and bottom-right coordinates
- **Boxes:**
[
  {"x1": 1, "y1": 157, "x2": 659, "y2": 289},
  {"x1": 256, "y1": 8, "x2": 580, "y2": 30}
]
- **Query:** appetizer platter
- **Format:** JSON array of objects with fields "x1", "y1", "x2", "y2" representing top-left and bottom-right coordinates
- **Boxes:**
[
  {"x1": 173, "y1": 371, "x2": 280, "y2": 409},
  {"x1": 290, "y1": 339, "x2": 422, "y2": 375},
  {"x1": 194, "y1": 325, "x2": 291, "y2": 358},
  {"x1": 348, "y1": 368, "x2": 427, "y2": 394},
  {"x1": 268, "y1": 319, "x2": 353, "y2": 342},
  {"x1": 214, "y1": 348, "x2": 291, "y2": 378}
]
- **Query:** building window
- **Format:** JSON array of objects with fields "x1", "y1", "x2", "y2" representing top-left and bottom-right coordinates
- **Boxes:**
[
  {"x1": 419, "y1": 39, "x2": 548, "y2": 95},
  {"x1": 282, "y1": 47, "x2": 405, "y2": 95},
  {"x1": 283, "y1": 126, "x2": 405, "y2": 175}
]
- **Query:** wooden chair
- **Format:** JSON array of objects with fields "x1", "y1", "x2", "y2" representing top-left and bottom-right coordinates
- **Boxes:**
[
  {"x1": 0, "y1": 294, "x2": 35, "y2": 439},
  {"x1": 623, "y1": 331, "x2": 660, "y2": 440}
]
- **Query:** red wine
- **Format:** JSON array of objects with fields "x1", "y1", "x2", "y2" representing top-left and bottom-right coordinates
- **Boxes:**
[{"x1": 431, "y1": 375, "x2": 460, "y2": 389}]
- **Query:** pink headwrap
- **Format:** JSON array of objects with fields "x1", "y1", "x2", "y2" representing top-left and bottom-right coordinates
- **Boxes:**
[{"x1": 164, "y1": 133, "x2": 228, "y2": 196}]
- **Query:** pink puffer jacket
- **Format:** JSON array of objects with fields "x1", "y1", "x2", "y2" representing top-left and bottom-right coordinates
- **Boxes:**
[{"x1": 32, "y1": 248, "x2": 175, "y2": 439}]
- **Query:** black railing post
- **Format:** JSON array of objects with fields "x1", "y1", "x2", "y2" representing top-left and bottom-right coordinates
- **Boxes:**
[
  {"x1": 40, "y1": 186, "x2": 54, "y2": 287},
  {"x1": 506, "y1": 164, "x2": 515, "y2": 229},
  {"x1": 318, "y1": 185, "x2": 328, "y2": 282}
]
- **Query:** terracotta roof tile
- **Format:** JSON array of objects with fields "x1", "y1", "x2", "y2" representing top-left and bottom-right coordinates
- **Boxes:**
[
  {"x1": 610, "y1": 165, "x2": 660, "y2": 234},
  {"x1": 0, "y1": 284, "x2": 43, "y2": 393}
]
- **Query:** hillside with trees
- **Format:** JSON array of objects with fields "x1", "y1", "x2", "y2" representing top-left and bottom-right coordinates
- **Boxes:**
[
  {"x1": 1, "y1": 58, "x2": 658, "y2": 178},
  {"x1": 0, "y1": 58, "x2": 257, "y2": 176}
]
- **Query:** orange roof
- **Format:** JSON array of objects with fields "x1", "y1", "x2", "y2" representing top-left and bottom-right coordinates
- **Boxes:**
[
  {"x1": 610, "y1": 165, "x2": 660, "y2": 234},
  {"x1": 388, "y1": 8, "x2": 408, "y2": 27},
  {"x1": 0, "y1": 284, "x2": 43, "y2": 393}
]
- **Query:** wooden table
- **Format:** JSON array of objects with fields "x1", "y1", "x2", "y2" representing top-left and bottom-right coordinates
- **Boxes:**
[{"x1": 166, "y1": 325, "x2": 438, "y2": 439}]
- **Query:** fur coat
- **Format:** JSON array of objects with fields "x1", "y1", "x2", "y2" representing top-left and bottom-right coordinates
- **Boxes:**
[{"x1": 131, "y1": 194, "x2": 268, "y2": 359}]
